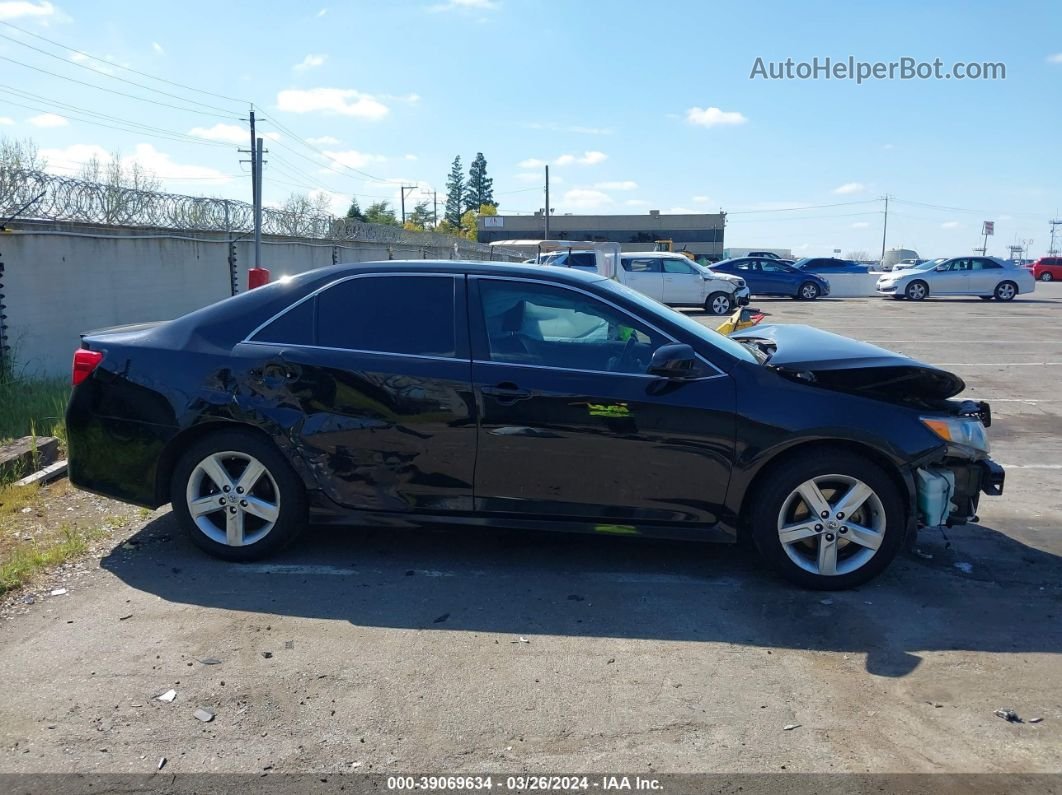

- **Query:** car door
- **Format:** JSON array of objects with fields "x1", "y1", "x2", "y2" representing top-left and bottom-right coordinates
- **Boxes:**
[
  {"x1": 758, "y1": 260, "x2": 794, "y2": 294},
  {"x1": 661, "y1": 256, "x2": 703, "y2": 304},
  {"x1": 237, "y1": 273, "x2": 476, "y2": 513},
  {"x1": 932, "y1": 259, "x2": 972, "y2": 294},
  {"x1": 469, "y1": 276, "x2": 736, "y2": 526},
  {"x1": 619, "y1": 256, "x2": 664, "y2": 301},
  {"x1": 722, "y1": 259, "x2": 761, "y2": 293},
  {"x1": 969, "y1": 258, "x2": 1003, "y2": 293}
]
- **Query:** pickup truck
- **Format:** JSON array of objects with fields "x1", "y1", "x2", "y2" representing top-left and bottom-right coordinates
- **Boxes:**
[{"x1": 488, "y1": 240, "x2": 750, "y2": 315}]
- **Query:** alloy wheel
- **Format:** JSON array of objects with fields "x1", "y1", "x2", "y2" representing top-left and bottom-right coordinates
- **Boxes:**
[
  {"x1": 800, "y1": 283, "x2": 819, "y2": 299},
  {"x1": 906, "y1": 281, "x2": 927, "y2": 300},
  {"x1": 1041, "y1": 272, "x2": 1053, "y2": 282},
  {"x1": 776, "y1": 474, "x2": 886, "y2": 577},
  {"x1": 995, "y1": 282, "x2": 1017, "y2": 301},
  {"x1": 185, "y1": 451, "x2": 280, "y2": 547},
  {"x1": 710, "y1": 294, "x2": 732, "y2": 315}
]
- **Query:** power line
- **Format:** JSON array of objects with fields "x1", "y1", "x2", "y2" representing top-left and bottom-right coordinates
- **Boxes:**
[
  {"x1": 725, "y1": 199, "x2": 881, "y2": 215},
  {"x1": 0, "y1": 93, "x2": 236, "y2": 149},
  {"x1": 0, "y1": 54, "x2": 237, "y2": 120},
  {"x1": 0, "y1": 30, "x2": 239, "y2": 116},
  {"x1": 0, "y1": 84, "x2": 234, "y2": 148},
  {"x1": 258, "y1": 116, "x2": 390, "y2": 183},
  {"x1": 0, "y1": 19, "x2": 250, "y2": 105}
]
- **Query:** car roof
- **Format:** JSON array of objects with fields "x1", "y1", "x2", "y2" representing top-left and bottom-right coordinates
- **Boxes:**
[
  {"x1": 620, "y1": 251, "x2": 695, "y2": 259},
  {"x1": 326, "y1": 259, "x2": 608, "y2": 284}
]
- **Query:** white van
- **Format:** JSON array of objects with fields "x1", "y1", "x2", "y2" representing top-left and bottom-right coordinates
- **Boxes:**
[{"x1": 487, "y1": 240, "x2": 750, "y2": 315}]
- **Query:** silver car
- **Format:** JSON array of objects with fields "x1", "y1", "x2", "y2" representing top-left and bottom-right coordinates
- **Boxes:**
[{"x1": 876, "y1": 256, "x2": 1036, "y2": 302}]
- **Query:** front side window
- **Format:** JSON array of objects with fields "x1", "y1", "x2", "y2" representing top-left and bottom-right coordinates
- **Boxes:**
[
  {"x1": 317, "y1": 275, "x2": 457, "y2": 357},
  {"x1": 662, "y1": 258, "x2": 695, "y2": 274},
  {"x1": 478, "y1": 280, "x2": 668, "y2": 375},
  {"x1": 622, "y1": 257, "x2": 662, "y2": 273}
]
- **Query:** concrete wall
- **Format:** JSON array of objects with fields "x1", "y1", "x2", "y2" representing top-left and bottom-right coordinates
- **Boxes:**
[{"x1": 0, "y1": 222, "x2": 495, "y2": 377}]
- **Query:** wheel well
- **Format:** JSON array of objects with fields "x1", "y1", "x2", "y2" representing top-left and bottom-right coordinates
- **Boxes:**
[
  {"x1": 735, "y1": 440, "x2": 912, "y2": 539},
  {"x1": 154, "y1": 421, "x2": 279, "y2": 504}
]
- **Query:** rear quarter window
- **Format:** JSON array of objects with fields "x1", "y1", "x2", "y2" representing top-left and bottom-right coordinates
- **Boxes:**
[{"x1": 251, "y1": 297, "x2": 315, "y2": 345}]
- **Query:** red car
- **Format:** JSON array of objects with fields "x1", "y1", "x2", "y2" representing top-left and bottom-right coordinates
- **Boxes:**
[{"x1": 1029, "y1": 256, "x2": 1062, "y2": 282}]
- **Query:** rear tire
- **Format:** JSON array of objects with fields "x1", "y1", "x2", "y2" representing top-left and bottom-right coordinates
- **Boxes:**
[
  {"x1": 905, "y1": 280, "x2": 928, "y2": 301},
  {"x1": 747, "y1": 450, "x2": 905, "y2": 590},
  {"x1": 994, "y1": 281, "x2": 1017, "y2": 301},
  {"x1": 171, "y1": 429, "x2": 306, "y2": 561},
  {"x1": 705, "y1": 291, "x2": 733, "y2": 316},
  {"x1": 1040, "y1": 272, "x2": 1053, "y2": 282}
]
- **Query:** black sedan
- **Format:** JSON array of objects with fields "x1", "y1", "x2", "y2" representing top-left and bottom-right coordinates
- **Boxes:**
[{"x1": 66, "y1": 262, "x2": 1004, "y2": 589}]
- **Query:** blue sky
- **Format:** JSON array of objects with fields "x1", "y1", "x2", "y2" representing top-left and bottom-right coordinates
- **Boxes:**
[{"x1": 1, "y1": 0, "x2": 1059, "y2": 258}]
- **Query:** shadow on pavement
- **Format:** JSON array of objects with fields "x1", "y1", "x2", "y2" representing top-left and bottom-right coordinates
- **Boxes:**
[{"x1": 101, "y1": 514, "x2": 1062, "y2": 679}]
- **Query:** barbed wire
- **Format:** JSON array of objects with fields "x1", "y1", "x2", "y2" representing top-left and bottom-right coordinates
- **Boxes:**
[{"x1": 0, "y1": 168, "x2": 512, "y2": 256}]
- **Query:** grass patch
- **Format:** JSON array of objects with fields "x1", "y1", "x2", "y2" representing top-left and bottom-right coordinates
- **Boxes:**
[
  {"x1": 0, "y1": 481, "x2": 40, "y2": 516},
  {"x1": 0, "y1": 523, "x2": 107, "y2": 596},
  {"x1": 0, "y1": 376, "x2": 70, "y2": 450}
]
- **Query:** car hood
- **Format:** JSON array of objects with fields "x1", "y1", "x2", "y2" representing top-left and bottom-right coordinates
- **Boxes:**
[{"x1": 730, "y1": 323, "x2": 965, "y2": 400}]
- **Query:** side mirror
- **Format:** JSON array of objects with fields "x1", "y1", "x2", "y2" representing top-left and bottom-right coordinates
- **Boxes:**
[{"x1": 648, "y1": 343, "x2": 698, "y2": 378}]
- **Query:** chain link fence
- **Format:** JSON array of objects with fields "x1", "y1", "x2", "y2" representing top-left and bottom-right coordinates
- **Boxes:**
[{"x1": 0, "y1": 168, "x2": 516, "y2": 258}]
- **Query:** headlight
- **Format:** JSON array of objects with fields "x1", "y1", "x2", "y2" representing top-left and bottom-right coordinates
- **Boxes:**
[{"x1": 921, "y1": 416, "x2": 990, "y2": 454}]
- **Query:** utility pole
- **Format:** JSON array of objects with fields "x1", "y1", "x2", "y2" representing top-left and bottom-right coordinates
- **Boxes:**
[
  {"x1": 879, "y1": 194, "x2": 889, "y2": 262},
  {"x1": 1050, "y1": 218, "x2": 1061, "y2": 256},
  {"x1": 544, "y1": 165, "x2": 550, "y2": 239},
  {"x1": 254, "y1": 137, "x2": 263, "y2": 270},
  {"x1": 400, "y1": 185, "x2": 417, "y2": 225},
  {"x1": 432, "y1": 191, "x2": 438, "y2": 228}
]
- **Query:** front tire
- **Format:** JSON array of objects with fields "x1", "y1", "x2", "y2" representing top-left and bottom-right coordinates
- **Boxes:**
[
  {"x1": 994, "y1": 281, "x2": 1017, "y2": 301},
  {"x1": 171, "y1": 429, "x2": 306, "y2": 561},
  {"x1": 798, "y1": 281, "x2": 820, "y2": 300},
  {"x1": 747, "y1": 450, "x2": 905, "y2": 590},
  {"x1": 905, "y1": 280, "x2": 928, "y2": 301},
  {"x1": 705, "y1": 291, "x2": 733, "y2": 316}
]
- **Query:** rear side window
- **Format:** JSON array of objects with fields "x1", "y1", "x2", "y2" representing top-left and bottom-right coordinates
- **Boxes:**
[
  {"x1": 568, "y1": 252, "x2": 598, "y2": 270},
  {"x1": 252, "y1": 297, "x2": 315, "y2": 345},
  {"x1": 317, "y1": 275, "x2": 457, "y2": 357},
  {"x1": 622, "y1": 257, "x2": 661, "y2": 272}
]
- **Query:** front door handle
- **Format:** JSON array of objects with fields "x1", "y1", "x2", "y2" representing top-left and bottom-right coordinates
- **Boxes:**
[{"x1": 482, "y1": 382, "x2": 531, "y2": 403}]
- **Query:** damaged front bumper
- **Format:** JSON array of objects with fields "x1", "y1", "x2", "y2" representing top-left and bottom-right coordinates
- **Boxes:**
[{"x1": 916, "y1": 457, "x2": 1005, "y2": 528}]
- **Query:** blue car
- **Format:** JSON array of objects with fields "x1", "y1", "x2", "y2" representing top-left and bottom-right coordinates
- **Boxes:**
[
  {"x1": 710, "y1": 258, "x2": 831, "y2": 300},
  {"x1": 793, "y1": 257, "x2": 870, "y2": 274}
]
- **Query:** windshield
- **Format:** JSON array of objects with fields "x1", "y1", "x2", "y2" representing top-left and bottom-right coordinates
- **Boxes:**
[
  {"x1": 598, "y1": 278, "x2": 761, "y2": 365},
  {"x1": 912, "y1": 258, "x2": 945, "y2": 270}
]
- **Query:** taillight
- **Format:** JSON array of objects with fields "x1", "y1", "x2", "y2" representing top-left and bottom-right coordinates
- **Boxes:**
[{"x1": 72, "y1": 349, "x2": 104, "y2": 386}]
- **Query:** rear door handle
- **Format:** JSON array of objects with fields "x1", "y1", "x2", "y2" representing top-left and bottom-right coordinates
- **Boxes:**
[{"x1": 482, "y1": 383, "x2": 531, "y2": 403}]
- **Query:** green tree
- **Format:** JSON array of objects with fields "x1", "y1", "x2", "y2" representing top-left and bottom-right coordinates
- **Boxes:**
[
  {"x1": 444, "y1": 155, "x2": 464, "y2": 228},
  {"x1": 346, "y1": 197, "x2": 366, "y2": 221},
  {"x1": 405, "y1": 200, "x2": 434, "y2": 231},
  {"x1": 464, "y1": 152, "x2": 495, "y2": 212},
  {"x1": 364, "y1": 200, "x2": 399, "y2": 226},
  {"x1": 458, "y1": 202, "x2": 497, "y2": 241}
]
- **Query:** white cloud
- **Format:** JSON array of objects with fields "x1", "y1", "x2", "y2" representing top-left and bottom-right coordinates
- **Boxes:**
[
  {"x1": 562, "y1": 189, "x2": 613, "y2": 210},
  {"x1": 624, "y1": 199, "x2": 649, "y2": 207},
  {"x1": 404, "y1": 153, "x2": 417, "y2": 161},
  {"x1": 276, "y1": 87, "x2": 389, "y2": 120},
  {"x1": 151, "y1": 41, "x2": 165, "y2": 55},
  {"x1": 381, "y1": 92, "x2": 421, "y2": 104},
  {"x1": 522, "y1": 151, "x2": 607, "y2": 168},
  {"x1": 941, "y1": 221, "x2": 961, "y2": 229},
  {"x1": 188, "y1": 123, "x2": 279, "y2": 144},
  {"x1": 1047, "y1": 53, "x2": 1062, "y2": 64},
  {"x1": 692, "y1": 195, "x2": 714, "y2": 204},
  {"x1": 850, "y1": 221, "x2": 870, "y2": 229},
  {"x1": 0, "y1": 1, "x2": 58, "y2": 20},
  {"x1": 309, "y1": 187, "x2": 349, "y2": 216},
  {"x1": 594, "y1": 180, "x2": 637, "y2": 191},
  {"x1": 322, "y1": 149, "x2": 387, "y2": 169},
  {"x1": 40, "y1": 142, "x2": 232, "y2": 184},
  {"x1": 294, "y1": 53, "x2": 327, "y2": 71},
  {"x1": 833, "y1": 182, "x2": 866, "y2": 195},
  {"x1": 306, "y1": 135, "x2": 340, "y2": 145},
  {"x1": 686, "y1": 106, "x2": 747, "y2": 127},
  {"x1": 429, "y1": 0, "x2": 496, "y2": 11},
  {"x1": 518, "y1": 158, "x2": 547, "y2": 169},
  {"x1": 316, "y1": 7, "x2": 327, "y2": 16},
  {"x1": 0, "y1": 116, "x2": 14, "y2": 125},
  {"x1": 28, "y1": 112, "x2": 67, "y2": 128}
]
